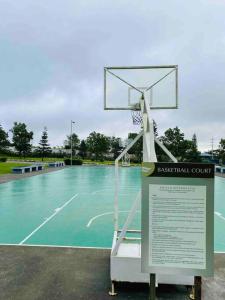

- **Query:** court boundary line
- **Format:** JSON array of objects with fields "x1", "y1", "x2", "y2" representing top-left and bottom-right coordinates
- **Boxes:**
[
  {"x1": 19, "y1": 193, "x2": 79, "y2": 245},
  {"x1": 0, "y1": 243, "x2": 111, "y2": 250},
  {"x1": 215, "y1": 211, "x2": 225, "y2": 222},
  {"x1": 86, "y1": 210, "x2": 141, "y2": 228}
]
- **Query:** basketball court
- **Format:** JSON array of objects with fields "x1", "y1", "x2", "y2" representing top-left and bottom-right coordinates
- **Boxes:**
[{"x1": 0, "y1": 166, "x2": 224, "y2": 252}]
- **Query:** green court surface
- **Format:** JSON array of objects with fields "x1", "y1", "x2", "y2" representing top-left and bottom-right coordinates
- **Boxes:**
[{"x1": 0, "y1": 166, "x2": 224, "y2": 252}]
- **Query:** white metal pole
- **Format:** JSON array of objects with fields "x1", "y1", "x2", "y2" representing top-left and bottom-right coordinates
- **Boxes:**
[
  {"x1": 114, "y1": 161, "x2": 119, "y2": 231},
  {"x1": 112, "y1": 191, "x2": 141, "y2": 256},
  {"x1": 141, "y1": 92, "x2": 157, "y2": 163},
  {"x1": 114, "y1": 131, "x2": 143, "y2": 232},
  {"x1": 211, "y1": 137, "x2": 214, "y2": 160},
  {"x1": 70, "y1": 121, "x2": 75, "y2": 166},
  {"x1": 71, "y1": 121, "x2": 72, "y2": 166},
  {"x1": 154, "y1": 137, "x2": 178, "y2": 163}
]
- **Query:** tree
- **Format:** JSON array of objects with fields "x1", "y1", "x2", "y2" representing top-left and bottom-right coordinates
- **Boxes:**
[
  {"x1": 86, "y1": 131, "x2": 110, "y2": 160},
  {"x1": 127, "y1": 121, "x2": 157, "y2": 162},
  {"x1": 109, "y1": 137, "x2": 122, "y2": 159},
  {"x1": 78, "y1": 140, "x2": 87, "y2": 159},
  {"x1": 183, "y1": 139, "x2": 202, "y2": 162},
  {"x1": 153, "y1": 120, "x2": 158, "y2": 137},
  {"x1": 64, "y1": 133, "x2": 80, "y2": 156},
  {"x1": 128, "y1": 133, "x2": 143, "y2": 162},
  {"x1": 11, "y1": 122, "x2": 33, "y2": 158},
  {"x1": 0, "y1": 124, "x2": 10, "y2": 153},
  {"x1": 160, "y1": 127, "x2": 186, "y2": 160},
  {"x1": 192, "y1": 133, "x2": 197, "y2": 148},
  {"x1": 218, "y1": 139, "x2": 225, "y2": 164},
  {"x1": 160, "y1": 127, "x2": 201, "y2": 162},
  {"x1": 37, "y1": 127, "x2": 52, "y2": 161}
]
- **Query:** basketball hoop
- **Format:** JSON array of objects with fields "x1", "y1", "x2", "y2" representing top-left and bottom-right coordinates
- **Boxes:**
[
  {"x1": 131, "y1": 103, "x2": 142, "y2": 125},
  {"x1": 131, "y1": 110, "x2": 142, "y2": 125}
]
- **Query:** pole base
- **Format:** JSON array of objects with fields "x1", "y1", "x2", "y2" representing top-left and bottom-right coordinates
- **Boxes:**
[
  {"x1": 189, "y1": 287, "x2": 195, "y2": 299},
  {"x1": 109, "y1": 282, "x2": 117, "y2": 296}
]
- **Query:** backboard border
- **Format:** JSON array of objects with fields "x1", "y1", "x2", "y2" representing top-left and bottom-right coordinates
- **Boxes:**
[{"x1": 104, "y1": 65, "x2": 178, "y2": 110}]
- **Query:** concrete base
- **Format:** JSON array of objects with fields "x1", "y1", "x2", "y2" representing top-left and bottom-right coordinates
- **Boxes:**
[
  {"x1": 0, "y1": 245, "x2": 225, "y2": 299},
  {"x1": 111, "y1": 238, "x2": 194, "y2": 285}
]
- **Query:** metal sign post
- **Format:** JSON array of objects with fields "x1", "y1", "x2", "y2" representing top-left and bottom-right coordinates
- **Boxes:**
[
  {"x1": 194, "y1": 276, "x2": 202, "y2": 300},
  {"x1": 149, "y1": 273, "x2": 156, "y2": 300}
]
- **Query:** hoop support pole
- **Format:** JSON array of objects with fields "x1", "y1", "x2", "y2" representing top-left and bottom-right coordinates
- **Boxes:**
[{"x1": 114, "y1": 131, "x2": 143, "y2": 231}]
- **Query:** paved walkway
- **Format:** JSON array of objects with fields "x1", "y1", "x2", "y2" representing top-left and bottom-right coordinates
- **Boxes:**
[
  {"x1": 0, "y1": 245, "x2": 224, "y2": 300},
  {"x1": 0, "y1": 166, "x2": 66, "y2": 184}
]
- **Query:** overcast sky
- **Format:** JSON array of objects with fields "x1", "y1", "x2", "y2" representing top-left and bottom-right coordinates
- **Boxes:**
[{"x1": 0, "y1": 0, "x2": 225, "y2": 151}]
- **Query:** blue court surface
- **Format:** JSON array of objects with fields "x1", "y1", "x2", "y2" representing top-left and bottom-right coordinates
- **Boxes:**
[{"x1": 0, "y1": 166, "x2": 224, "y2": 252}]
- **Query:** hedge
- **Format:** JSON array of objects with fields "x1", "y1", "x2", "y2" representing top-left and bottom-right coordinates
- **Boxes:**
[
  {"x1": 0, "y1": 157, "x2": 7, "y2": 162},
  {"x1": 64, "y1": 158, "x2": 83, "y2": 165}
]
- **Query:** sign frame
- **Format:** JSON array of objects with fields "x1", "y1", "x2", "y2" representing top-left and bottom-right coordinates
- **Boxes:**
[{"x1": 141, "y1": 162, "x2": 214, "y2": 277}]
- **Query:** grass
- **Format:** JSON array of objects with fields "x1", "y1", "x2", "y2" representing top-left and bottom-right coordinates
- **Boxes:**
[
  {"x1": 83, "y1": 159, "x2": 141, "y2": 166},
  {"x1": 7, "y1": 157, "x2": 64, "y2": 162},
  {"x1": 83, "y1": 159, "x2": 114, "y2": 165},
  {"x1": 0, "y1": 162, "x2": 31, "y2": 175},
  {"x1": 0, "y1": 157, "x2": 140, "y2": 176}
]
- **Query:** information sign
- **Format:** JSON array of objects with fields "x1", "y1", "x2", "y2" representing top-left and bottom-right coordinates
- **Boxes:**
[{"x1": 141, "y1": 162, "x2": 214, "y2": 276}]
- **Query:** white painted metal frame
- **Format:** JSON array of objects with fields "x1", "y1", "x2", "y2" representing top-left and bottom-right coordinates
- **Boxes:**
[
  {"x1": 112, "y1": 92, "x2": 178, "y2": 257},
  {"x1": 121, "y1": 153, "x2": 130, "y2": 167},
  {"x1": 114, "y1": 131, "x2": 143, "y2": 232},
  {"x1": 104, "y1": 65, "x2": 178, "y2": 110},
  {"x1": 106, "y1": 65, "x2": 186, "y2": 289}
]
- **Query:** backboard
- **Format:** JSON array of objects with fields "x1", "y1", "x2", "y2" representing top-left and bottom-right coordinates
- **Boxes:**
[{"x1": 104, "y1": 65, "x2": 178, "y2": 110}]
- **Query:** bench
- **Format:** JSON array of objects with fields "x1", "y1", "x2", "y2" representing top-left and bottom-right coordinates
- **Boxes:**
[
  {"x1": 215, "y1": 166, "x2": 225, "y2": 173},
  {"x1": 12, "y1": 166, "x2": 32, "y2": 174},
  {"x1": 12, "y1": 164, "x2": 44, "y2": 174},
  {"x1": 215, "y1": 166, "x2": 221, "y2": 173},
  {"x1": 48, "y1": 162, "x2": 65, "y2": 168}
]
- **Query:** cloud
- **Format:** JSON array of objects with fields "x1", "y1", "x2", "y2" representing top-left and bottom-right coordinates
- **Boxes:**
[{"x1": 0, "y1": 0, "x2": 224, "y2": 151}]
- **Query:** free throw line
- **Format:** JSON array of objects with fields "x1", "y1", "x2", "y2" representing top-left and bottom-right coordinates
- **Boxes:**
[{"x1": 19, "y1": 193, "x2": 79, "y2": 245}]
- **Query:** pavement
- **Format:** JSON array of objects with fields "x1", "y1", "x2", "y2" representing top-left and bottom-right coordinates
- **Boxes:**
[
  {"x1": 0, "y1": 245, "x2": 225, "y2": 300},
  {"x1": 0, "y1": 166, "x2": 66, "y2": 184}
]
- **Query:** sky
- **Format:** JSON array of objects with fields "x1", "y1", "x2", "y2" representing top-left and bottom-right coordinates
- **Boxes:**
[{"x1": 0, "y1": 0, "x2": 225, "y2": 151}]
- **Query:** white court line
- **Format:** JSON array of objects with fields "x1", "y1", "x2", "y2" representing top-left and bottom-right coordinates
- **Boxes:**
[
  {"x1": 92, "y1": 188, "x2": 139, "y2": 195},
  {"x1": 86, "y1": 210, "x2": 140, "y2": 228},
  {"x1": 215, "y1": 211, "x2": 225, "y2": 222},
  {"x1": 19, "y1": 193, "x2": 79, "y2": 245},
  {"x1": 92, "y1": 190, "x2": 111, "y2": 195},
  {"x1": 0, "y1": 243, "x2": 111, "y2": 250}
]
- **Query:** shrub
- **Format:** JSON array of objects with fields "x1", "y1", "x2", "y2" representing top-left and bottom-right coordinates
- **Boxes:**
[
  {"x1": 130, "y1": 158, "x2": 141, "y2": 164},
  {"x1": 0, "y1": 157, "x2": 7, "y2": 162},
  {"x1": 64, "y1": 158, "x2": 83, "y2": 165}
]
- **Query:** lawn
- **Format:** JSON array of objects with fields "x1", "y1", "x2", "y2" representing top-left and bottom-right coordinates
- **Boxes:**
[
  {"x1": 0, "y1": 158, "x2": 140, "y2": 176},
  {"x1": 0, "y1": 162, "x2": 31, "y2": 175},
  {"x1": 83, "y1": 159, "x2": 140, "y2": 166},
  {"x1": 7, "y1": 157, "x2": 64, "y2": 162}
]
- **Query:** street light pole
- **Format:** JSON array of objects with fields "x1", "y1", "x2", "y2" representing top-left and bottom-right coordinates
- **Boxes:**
[{"x1": 70, "y1": 121, "x2": 75, "y2": 166}]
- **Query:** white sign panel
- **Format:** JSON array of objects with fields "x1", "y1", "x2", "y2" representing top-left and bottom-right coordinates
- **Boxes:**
[
  {"x1": 149, "y1": 184, "x2": 206, "y2": 269},
  {"x1": 141, "y1": 162, "x2": 214, "y2": 276}
]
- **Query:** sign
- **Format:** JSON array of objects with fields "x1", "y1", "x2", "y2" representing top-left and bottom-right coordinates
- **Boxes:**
[{"x1": 141, "y1": 162, "x2": 214, "y2": 276}]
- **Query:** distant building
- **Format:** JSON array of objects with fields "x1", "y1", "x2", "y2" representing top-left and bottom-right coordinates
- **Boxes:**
[
  {"x1": 200, "y1": 152, "x2": 219, "y2": 164},
  {"x1": 52, "y1": 147, "x2": 71, "y2": 155}
]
